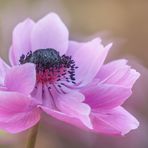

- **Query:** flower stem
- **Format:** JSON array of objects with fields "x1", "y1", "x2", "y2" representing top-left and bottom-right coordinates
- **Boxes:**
[{"x1": 26, "y1": 123, "x2": 39, "y2": 148}]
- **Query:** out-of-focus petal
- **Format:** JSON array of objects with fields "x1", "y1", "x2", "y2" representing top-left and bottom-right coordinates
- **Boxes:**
[
  {"x1": 0, "y1": 58, "x2": 10, "y2": 85},
  {"x1": 9, "y1": 19, "x2": 35, "y2": 65},
  {"x1": 5, "y1": 63, "x2": 36, "y2": 95},
  {"x1": 91, "y1": 106, "x2": 139, "y2": 135},
  {"x1": 82, "y1": 84, "x2": 132, "y2": 109},
  {"x1": 96, "y1": 59, "x2": 140, "y2": 88},
  {"x1": 72, "y1": 38, "x2": 112, "y2": 86},
  {"x1": 31, "y1": 13, "x2": 69, "y2": 55}
]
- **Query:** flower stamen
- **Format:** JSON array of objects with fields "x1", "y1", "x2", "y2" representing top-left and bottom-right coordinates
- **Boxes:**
[{"x1": 19, "y1": 48, "x2": 78, "y2": 85}]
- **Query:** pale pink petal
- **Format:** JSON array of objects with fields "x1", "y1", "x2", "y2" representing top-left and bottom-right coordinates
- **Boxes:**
[
  {"x1": 67, "y1": 41, "x2": 81, "y2": 56},
  {"x1": 41, "y1": 106, "x2": 92, "y2": 130},
  {"x1": 67, "y1": 38, "x2": 102, "y2": 56},
  {"x1": 91, "y1": 106, "x2": 139, "y2": 135},
  {"x1": 31, "y1": 83, "x2": 43, "y2": 104},
  {"x1": 56, "y1": 93, "x2": 92, "y2": 128},
  {"x1": 40, "y1": 92, "x2": 92, "y2": 129},
  {"x1": 0, "y1": 58, "x2": 10, "y2": 85},
  {"x1": 5, "y1": 63, "x2": 36, "y2": 95},
  {"x1": 0, "y1": 91, "x2": 35, "y2": 121},
  {"x1": 41, "y1": 106, "x2": 87, "y2": 130},
  {"x1": 96, "y1": 59, "x2": 128, "y2": 80},
  {"x1": 117, "y1": 69, "x2": 140, "y2": 88},
  {"x1": 0, "y1": 109, "x2": 40, "y2": 134},
  {"x1": 0, "y1": 86, "x2": 7, "y2": 91},
  {"x1": 31, "y1": 13, "x2": 69, "y2": 55},
  {"x1": 9, "y1": 46, "x2": 15, "y2": 66},
  {"x1": 72, "y1": 38, "x2": 112, "y2": 85},
  {"x1": 9, "y1": 19, "x2": 35, "y2": 65},
  {"x1": 82, "y1": 84, "x2": 132, "y2": 109},
  {"x1": 96, "y1": 59, "x2": 140, "y2": 88},
  {"x1": 0, "y1": 91, "x2": 40, "y2": 133}
]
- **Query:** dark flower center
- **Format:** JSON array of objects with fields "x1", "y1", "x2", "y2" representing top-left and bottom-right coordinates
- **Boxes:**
[{"x1": 19, "y1": 48, "x2": 77, "y2": 84}]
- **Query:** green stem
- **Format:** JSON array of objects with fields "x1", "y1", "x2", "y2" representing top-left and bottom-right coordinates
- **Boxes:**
[{"x1": 26, "y1": 123, "x2": 39, "y2": 148}]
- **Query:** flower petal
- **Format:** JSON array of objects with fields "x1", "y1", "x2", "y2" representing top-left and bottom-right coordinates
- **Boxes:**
[
  {"x1": 57, "y1": 94, "x2": 92, "y2": 128},
  {"x1": 67, "y1": 38, "x2": 102, "y2": 56},
  {"x1": 31, "y1": 13, "x2": 69, "y2": 55},
  {"x1": 0, "y1": 91, "x2": 31, "y2": 120},
  {"x1": 72, "y1": 38, "x2": 112, "y2": 86},
  {"x1": 0, "y1": 109, "x2": 40, "y2": 134},
  {"x1": 96, "y1": 59, "x2": 128, "y2": 80},
  {"x1": 82, "y1": 84, "x2": 132, "y2": 109},
  {"x1": 9, "y1": 19, "x2": 35, "y2": 65},
  {"x1": 0, "y1": 91, "x2": 40, "y2": 133},
  {"x1": 41, "y1": 106, "x2": 88, "y2": 130},
  {"x1": 96, "y1": 59, "x2": 140, "y2": 88},
  {"x1": 5, "y1": 63, "x2": 36, "y2": 95},
  {"x1": 91, "y1": 106, "x2": 139, "y2": 135},
  {"x1": 41, "y1": 92, "x2": 92, "y2": 129},
  {"x1": 0, "y1": 58, "x2": 10, "y2": 85}
]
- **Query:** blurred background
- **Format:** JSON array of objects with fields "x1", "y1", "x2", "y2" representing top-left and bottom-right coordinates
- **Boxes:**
[{"x1": 0, "y1": 0, "x2": 148, "y2": 148}]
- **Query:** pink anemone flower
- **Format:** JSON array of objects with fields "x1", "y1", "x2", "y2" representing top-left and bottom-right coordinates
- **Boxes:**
[{"x1": 0, "y1": 13, "x2": 140, "y2": 135}]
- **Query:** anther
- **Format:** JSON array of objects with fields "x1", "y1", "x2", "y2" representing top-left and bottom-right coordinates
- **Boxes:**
[{"x1": 19, "y1": 48, "x2": 77, "y2": 85}]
